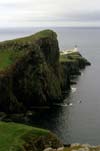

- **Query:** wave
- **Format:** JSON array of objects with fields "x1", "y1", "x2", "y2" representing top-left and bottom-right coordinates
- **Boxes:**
[{"x1": 71, "y1": 87, "x2": 77, "y2": 93}]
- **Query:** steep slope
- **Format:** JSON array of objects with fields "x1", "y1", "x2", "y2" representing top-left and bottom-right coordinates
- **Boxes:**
[{"x1": 60, "y1": 51, "x2": 91, "y2": 90}]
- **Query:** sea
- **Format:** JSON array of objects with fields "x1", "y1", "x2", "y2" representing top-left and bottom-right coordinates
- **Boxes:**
[{"x1": 0, "y1": 27, "x2": 100, "y2": 145}]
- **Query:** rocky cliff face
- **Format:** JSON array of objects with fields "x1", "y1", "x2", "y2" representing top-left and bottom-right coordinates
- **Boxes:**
[
  {"x1": 0, "y1": 30, "x2": 63, "y2": 113},
  {"x1": 0, "y1": 30, "x2": 90, "y2": 113},
  {"x1": 60, "y1": 51, "x2": 91, "y2": 90}
]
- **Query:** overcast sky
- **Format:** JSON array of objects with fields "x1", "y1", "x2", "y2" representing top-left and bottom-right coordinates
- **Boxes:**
[{"x1": 0, "y1": 0, "x2": 100, "y2": 27}]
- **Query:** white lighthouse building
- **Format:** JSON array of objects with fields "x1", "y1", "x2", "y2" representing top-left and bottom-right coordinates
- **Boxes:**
[
  {"x1": 74, "y1": 45, "x2": 78, "y2": 52},
  {"x1": 60, "y1": 45, "x2": 78, "y2": 55}
]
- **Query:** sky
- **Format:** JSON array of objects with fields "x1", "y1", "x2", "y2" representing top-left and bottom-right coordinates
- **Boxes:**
[{"x1": 0, "y1": 0, "x2": 100, "y2": 27}]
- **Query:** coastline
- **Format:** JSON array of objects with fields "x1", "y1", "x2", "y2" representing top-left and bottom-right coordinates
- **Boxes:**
[{"x1": 0, "y1": 30, "x2": 91, "y2": 151}]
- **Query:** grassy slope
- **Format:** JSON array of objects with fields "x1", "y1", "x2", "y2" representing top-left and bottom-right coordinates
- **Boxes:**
[
  {"x1": 0, "y1": 50, "x2": 25, "y2": 71},
  {"x1": 0, "y1": 122, "x2": 49, "y2": 151},
  {"x1": 0, "y1": 30, "x2": 56, "y2": 71},
  {"x1": 60, "y1": 52, "x2": 82, "y2": 63}
]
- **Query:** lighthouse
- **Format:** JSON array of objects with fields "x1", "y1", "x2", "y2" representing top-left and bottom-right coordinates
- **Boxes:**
[{"x1": 74, "y1": 45, "x2": 78, "y2": 52}]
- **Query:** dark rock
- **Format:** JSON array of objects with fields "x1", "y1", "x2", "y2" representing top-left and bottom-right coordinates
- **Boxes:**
[
  {"x1": 63, "y1": 144, "x2": 71, "y2": 147},
  {"x1": 70, "y1": 81, "x2": 77, "y2": 85}
]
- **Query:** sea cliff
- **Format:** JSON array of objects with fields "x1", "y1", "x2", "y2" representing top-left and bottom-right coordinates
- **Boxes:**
[
  {"x1": 0, "y1": 29, "x2": 90, "y2": 113},
  {"x1": 60, "y1": 50, "x2": 90, "y2": 90}
]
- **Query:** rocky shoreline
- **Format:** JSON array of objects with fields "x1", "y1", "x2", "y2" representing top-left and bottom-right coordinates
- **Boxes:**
[{"x1": 44, "y1": 143, "x2": 100, "y2": 151}]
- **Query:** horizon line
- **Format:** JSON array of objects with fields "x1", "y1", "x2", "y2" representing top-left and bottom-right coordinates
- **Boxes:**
[{"x1": 0, "y1": 26, "x2": 100, "y2": 28}]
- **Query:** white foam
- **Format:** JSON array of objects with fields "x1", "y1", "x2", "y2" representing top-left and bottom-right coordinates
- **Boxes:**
[
  {"x1": 54, "y1": 103, "x2": 68, "y2": 107},
  {"x1": 69, "y1": 103, "x2": 73, "y2": 106},
  {"x1": 71, "y1": 87, "x2": 77, "y2": 93},
  {"x1": 54, "y1": 103, "x2": 74, "y2": 107}
]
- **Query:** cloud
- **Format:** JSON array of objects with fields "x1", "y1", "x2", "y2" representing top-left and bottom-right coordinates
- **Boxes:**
[
  {"x1": 0, "y1": 0, "x2": 100, "y2": 27},
  {"x1": 54, "y1": 11, "x2": 100, "y2": 22},
  {"x1": 77, "y1": 12, "x2": 100, "y2": 22}
]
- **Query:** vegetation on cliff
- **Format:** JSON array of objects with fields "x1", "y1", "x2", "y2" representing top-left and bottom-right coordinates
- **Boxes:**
[{"x1": 0, "y1": 30, "x2": 59, "y2": 72}]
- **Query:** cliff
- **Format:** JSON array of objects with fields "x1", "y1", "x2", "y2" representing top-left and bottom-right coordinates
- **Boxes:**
[
  {"x1": 0, "y1": 30, "x2": 63, "y2": 113},
  {"x1": 60, "y1": 51, "x2": 91, "y2": 90},
  {"x1": 0, "y1": 30, "x2": 90, "y2": 113}
]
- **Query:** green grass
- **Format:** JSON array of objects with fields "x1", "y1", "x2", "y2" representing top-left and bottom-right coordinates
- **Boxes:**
[
  {"x1": 0, "y1": 29, "x2": 56, "y2": 44},
  {"x1": 60, "y1": 52, "x2": 83, "y2": 63},
  {"x1": 0, "y1": 122, "x2": 49, "y2": 151},
  {"x1": 0, "y1": 50, "x2": 13, "y2": 70},
  {"x1": 60, "y1": 54, "x2": 78, "y2": 63},
  {"x1": 0, "y1": 50, "x2": 26, "y2": 71}
]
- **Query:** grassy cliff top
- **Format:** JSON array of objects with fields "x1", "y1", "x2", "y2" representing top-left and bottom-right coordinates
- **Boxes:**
[
  {"x1": 0, "y1": 29, "x2": 57, "y2": 44},
  {"x1": 60, "y1": 51, "x2": 82, "y2": 63},
  {"x1": 60, "y1": 51, "x2": 91, "y2": 68},
  {"x1": 0, "y1": 29, "x2": 56, "y2": 72},
  {"x1": 0, "y1": 122, "x2": 49, "y2": 151}
]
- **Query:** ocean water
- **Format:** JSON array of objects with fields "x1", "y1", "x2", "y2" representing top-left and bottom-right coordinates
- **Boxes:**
[{"x1": 0, "y1": 27, "x2": 100, "y2": 145}]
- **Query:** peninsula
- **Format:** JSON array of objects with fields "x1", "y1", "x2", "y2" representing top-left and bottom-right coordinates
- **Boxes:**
[{"x1": 0, "y1": 29, "x2": 90, "y2": 113}]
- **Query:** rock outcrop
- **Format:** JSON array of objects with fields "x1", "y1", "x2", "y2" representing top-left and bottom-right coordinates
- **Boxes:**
[
  {"x1": 23, "y1": 132, "x2": 63, "y2": 151},
  {"x1": 63, "y1": 143, "x2": 100, "y2": 151}
]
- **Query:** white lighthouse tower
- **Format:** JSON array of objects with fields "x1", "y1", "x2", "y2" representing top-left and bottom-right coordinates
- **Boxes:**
[{"x1": 74, "y1": 45, "x2": 78, "y2": 52}]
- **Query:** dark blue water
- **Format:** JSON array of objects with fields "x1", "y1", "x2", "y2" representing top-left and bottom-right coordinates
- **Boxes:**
[{"x1": 0, "y1": 27, "x2": 100, "y2": 145}]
